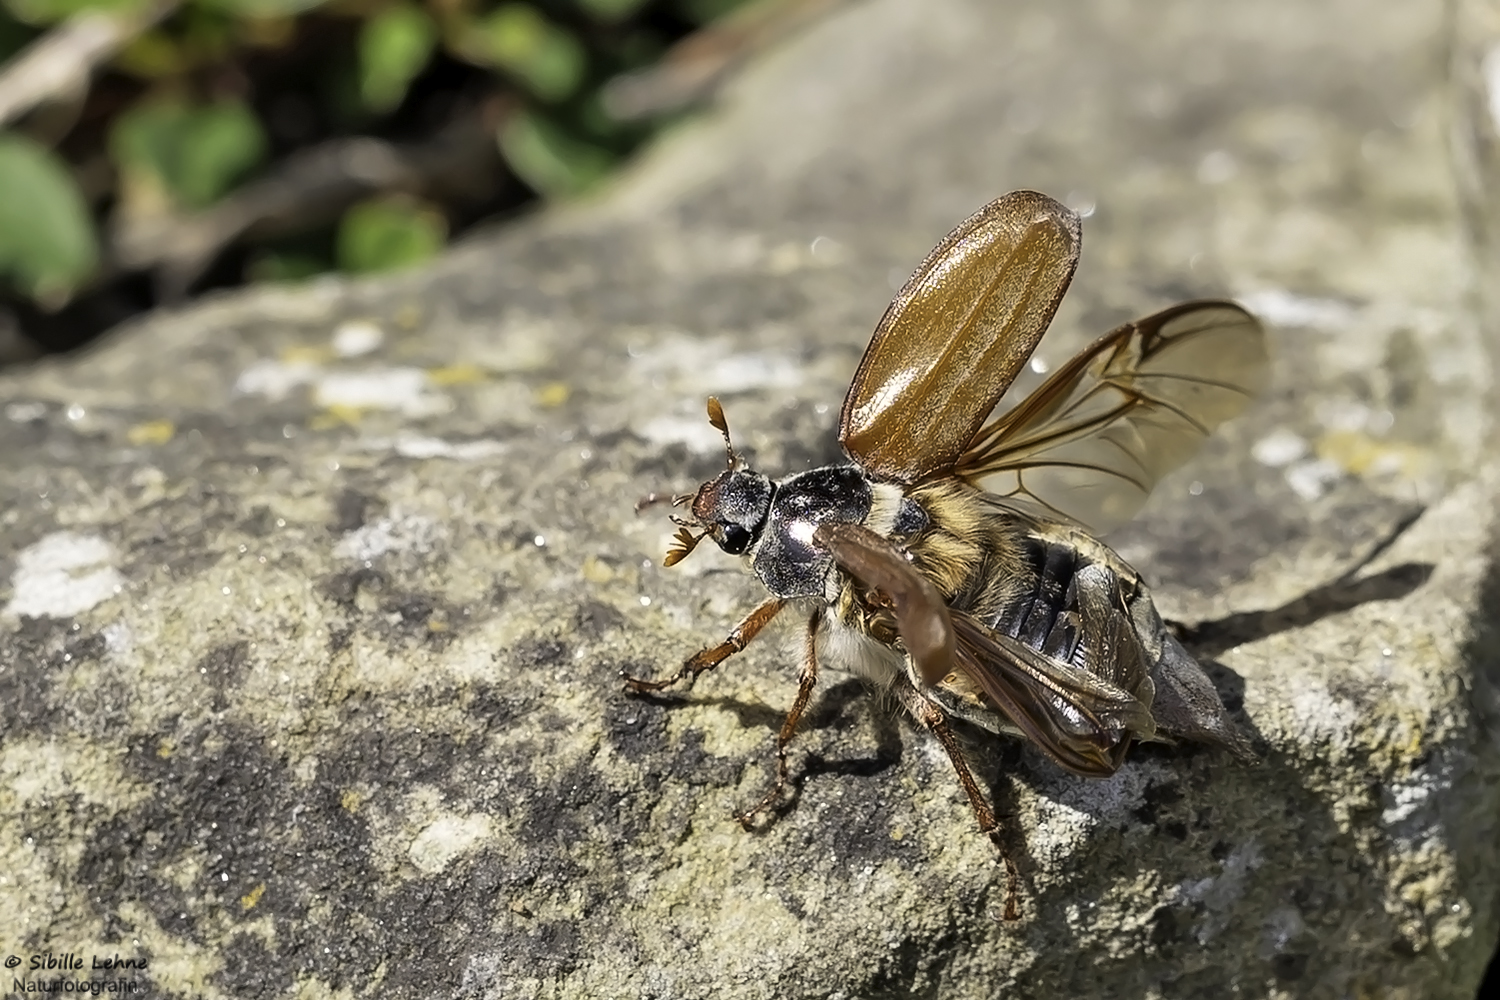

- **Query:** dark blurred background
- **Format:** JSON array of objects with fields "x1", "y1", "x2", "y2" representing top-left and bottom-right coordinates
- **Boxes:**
[{"x1": 0, "y1": 0, "x2": 835, "y2": 363}]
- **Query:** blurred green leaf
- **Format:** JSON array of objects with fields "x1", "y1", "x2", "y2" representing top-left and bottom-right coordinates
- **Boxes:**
[
  {"x1": 111, "y1": 98, "x2": 267, "y2": 209},
  {"x1": 0, "y1": 134, "x2": 98, "y2": 304},
  {"x1": 474, "y1": 4, "x2": 586, "y2": 102},
  {"x1": 114, "y1": 29, "x2": 189, "y2": 77},
  {"x1": 336, "y1": 197, "x2": 446, "y2": 273},
  {"x1": 576, "y1": 90, "x2": 631, "y2": 141},
  {"x1": 178, "y1": 2, "x2": 236, "y2": 63},
  {"x1": 359, "y1": 3, "x2": 438, "y2": 113},
  {"x1": 576, "y1": 0, "x2": 649, "y2": 21},
  {"x1": 2, "y1": 0, "x2": 144, "y2": 27},
  {"x1": 498, "y1": 110, "x2": 615, "y2": 197}
]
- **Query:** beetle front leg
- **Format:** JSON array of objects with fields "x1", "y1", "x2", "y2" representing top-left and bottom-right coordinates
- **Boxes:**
[{"x1": 621, "y1": 597, "x2": 787, "y2": 692}]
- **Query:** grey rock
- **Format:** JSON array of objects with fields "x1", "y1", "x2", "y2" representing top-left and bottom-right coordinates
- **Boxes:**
[{"x1": 2, "y1": 0, "x2": 1498, "y2": 997}]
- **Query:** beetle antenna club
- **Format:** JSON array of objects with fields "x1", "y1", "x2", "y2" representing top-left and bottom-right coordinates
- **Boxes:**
[
  {"x1": 705, "y1": 396, "x2": 741, "y2": 470},
  {"x1": 664, "y1": 526, "x2": 707, "y2": 567}
]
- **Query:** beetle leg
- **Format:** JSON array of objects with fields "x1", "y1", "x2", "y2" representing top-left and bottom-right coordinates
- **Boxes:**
[
  {"x1": 621, "y1": 597, "x2": 787, "y2": 692},
  {"x1": 736, "y1": 608, "x2": 822, "y2": 829},
  {"x1": 894, "y1": 680, "x2": 1021, "y2": 921}
]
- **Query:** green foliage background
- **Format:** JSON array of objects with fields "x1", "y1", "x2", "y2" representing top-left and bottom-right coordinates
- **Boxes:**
[{"x1": 0, "y1": 0, "x2": 747, "y2": 314}]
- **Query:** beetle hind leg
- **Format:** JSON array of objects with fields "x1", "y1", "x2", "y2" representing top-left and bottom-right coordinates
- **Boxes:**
[{"x1": 894, "y1": 680, "x2": 1022, "y2": 921}]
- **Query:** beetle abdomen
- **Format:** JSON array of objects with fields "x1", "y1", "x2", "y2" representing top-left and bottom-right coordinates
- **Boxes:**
[{"x1": 987, "y1": 537, "x2": 1086, "y2": 664}]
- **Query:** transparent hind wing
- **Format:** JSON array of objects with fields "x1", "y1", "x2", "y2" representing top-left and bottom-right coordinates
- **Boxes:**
[{"x1": 955, "y1": 301, "x2": 1267, "y2": 534}]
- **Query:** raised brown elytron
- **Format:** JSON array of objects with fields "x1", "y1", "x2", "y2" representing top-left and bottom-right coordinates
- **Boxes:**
[{"x1": 624, "y1": 190, "x2": 1265, "y2": 913}]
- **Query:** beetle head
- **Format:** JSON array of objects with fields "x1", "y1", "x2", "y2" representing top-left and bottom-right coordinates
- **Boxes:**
[{"x1": 660, "y1": 397, "x2": 773, "y2": 566}]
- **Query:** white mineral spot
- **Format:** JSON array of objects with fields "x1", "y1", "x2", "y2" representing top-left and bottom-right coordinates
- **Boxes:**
[
  {"x1": 706, "y1": 352, "x2": 802, "y2": 389},
  {"x1": 1285, "y1": 458, "x2": 1342, "y2": 501},
  {"x1": 631, "y1": 334, "x2": 801, "y2": 392},
  {"x1": 1288, "y1": 679, "x2": 1359, "y2": 741},
  {"x1": 1238, "y1": 290, "x2": 1355, "y2": 331},
  {"x1": 235, "y1": 358, "x2": 321, "y2": 401},
  {"x1": 1381, "y1": 773, "x2": 1436, "y2": 826},
  {"x1": 1029, "y1": 356, "x2": 1050, "y2": 374},
  {"x1": 315, "y1": 368, "x2": 449, "y2": 417},
  {"x1": 398, "y1": 436, "x2": 505, "y2": 460},
  {"x1": 235, "y1": 358, "x2": 320, "y2": 400},
  {"x1": 1314, "y1": 399, "x2": 1374, "y2": 433},
  {"x1": 333, "y1": 514, "x2": 442, "y2": 561},
  {"x1": 5, "y1": 401, "x2": 45, "y2": 421},
  {"x1": 102, "y1": 621, "x2": 132, "y2": 655},
  {"x1": 1252, "y1": 429, "x2": 1309, "y2": 467},
  {"x1": 3, "y1": 532, "x2": 125, "y2": 619},
  {"x1": 357, "y1": 434, "x2": 506, "y2": 460},
  {"x1": 332, "y1": 320, "x2": 384, "y2": 358},
  {"x1": 408, "y1": 813, "x2": 494, "y2": 875}
]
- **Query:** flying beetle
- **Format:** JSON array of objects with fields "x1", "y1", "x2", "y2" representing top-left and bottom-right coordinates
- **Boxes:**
[{"x1": 624, "y1": 190, "x2": 1265, "y2": 911}]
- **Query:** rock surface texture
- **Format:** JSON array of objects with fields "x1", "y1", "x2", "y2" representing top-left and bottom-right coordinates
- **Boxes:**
[{"x1": 3, "y1": 0, "x2": 1499, "y2": 997}]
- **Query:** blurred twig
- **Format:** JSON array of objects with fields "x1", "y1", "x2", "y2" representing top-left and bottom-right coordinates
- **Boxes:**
[
  {"x1": 602, "y1": 0, "x2": 848, "y2": 121},
  {"x1": 0, "y1": 1, "x2": 180, "y2": 129},
  {"x1": 110, "y1": 97, "x2": 514, "y2": 299}
]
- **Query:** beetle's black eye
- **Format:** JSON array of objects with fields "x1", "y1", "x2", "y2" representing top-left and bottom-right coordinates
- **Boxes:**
[{"x1": 721, "y1": 524, "x2": 752, "y2": 554}]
